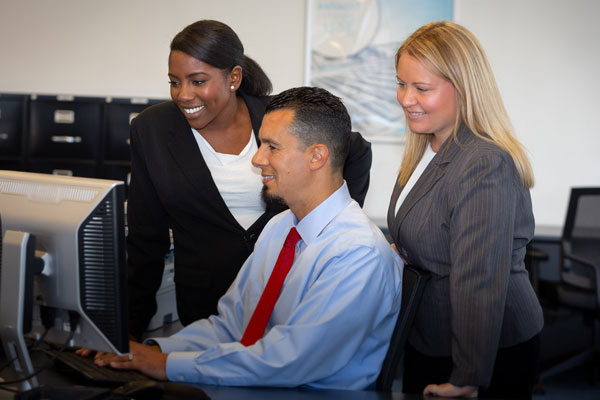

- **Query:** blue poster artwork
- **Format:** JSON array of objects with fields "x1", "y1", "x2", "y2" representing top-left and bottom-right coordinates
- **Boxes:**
[{"x1": 308, "y1": 0, "x2": 454, "y2": 141}]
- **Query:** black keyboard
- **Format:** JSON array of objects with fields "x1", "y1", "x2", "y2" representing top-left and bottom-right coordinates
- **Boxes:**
[{"x1": 45, "y1": 348, "x2": 150, "y2": 387}]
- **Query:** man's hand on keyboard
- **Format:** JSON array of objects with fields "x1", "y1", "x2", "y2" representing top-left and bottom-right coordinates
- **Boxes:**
[
  {"x1": 75, "y1": 334, "x2": 138, "y2": 358},
  {"x1": 74, "y1": 347, "x2": 94, "y2": 357},
  {"x1": 92, "y1": 340, "x2": 168, "y2": 381}
]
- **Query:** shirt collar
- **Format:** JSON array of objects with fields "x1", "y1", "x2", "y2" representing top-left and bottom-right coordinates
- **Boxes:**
[{"x1": 293, "y1": 181, "x2": 352, "y2": 246}]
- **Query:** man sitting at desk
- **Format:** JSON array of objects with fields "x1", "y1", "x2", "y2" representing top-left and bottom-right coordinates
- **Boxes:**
[{"x1": 93, "y1": 86, "x2": 403, "y2": 390}]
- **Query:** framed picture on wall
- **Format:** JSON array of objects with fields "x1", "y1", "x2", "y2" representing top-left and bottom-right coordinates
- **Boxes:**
[{"x1": 305, "y1": 0, "x2": 454, "y2": 143}]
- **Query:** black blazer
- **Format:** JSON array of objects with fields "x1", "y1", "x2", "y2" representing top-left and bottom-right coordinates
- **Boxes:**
[{"x1": 126, "y1": 92, "x2": 373, "y2": 338}]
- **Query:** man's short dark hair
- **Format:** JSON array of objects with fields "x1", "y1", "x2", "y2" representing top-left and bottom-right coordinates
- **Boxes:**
[{"x1": 265, "y1": 87, "x2": 351, "y2": 172}]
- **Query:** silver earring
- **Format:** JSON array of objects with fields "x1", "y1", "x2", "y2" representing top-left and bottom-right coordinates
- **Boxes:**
[{"x1": 230, "y1": 85, "x2": 235, "y2": 91}]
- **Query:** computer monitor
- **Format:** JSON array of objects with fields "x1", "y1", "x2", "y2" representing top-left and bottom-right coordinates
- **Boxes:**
[{"x1": 0, "y1": 170, "x2": 128, "y2": 390}]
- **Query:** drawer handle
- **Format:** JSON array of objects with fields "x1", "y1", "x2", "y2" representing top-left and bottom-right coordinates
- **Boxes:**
[
  {"x1": 126, "y1": 138, "x2": 130, "y2": 145},
  {"x1": 0, "y1": 133, "x2": 8, "y2": 140},
  {"x1": 52, "y1": 169, "x2": 73, "y2": 176},
  {"x1": 54, "y1": 109, "x2": 75, "y2": 124},
  {"x1": 51, "y1": 135, "x2": 82, "y2": 143}
]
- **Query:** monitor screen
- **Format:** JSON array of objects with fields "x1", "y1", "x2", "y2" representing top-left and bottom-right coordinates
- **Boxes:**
[{"x1": 0, "y1": 170, "x2": 128, "y2": 388}]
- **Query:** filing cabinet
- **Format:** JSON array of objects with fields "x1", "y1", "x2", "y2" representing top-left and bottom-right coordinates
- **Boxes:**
[
  {"x1": 103, "y1": 163, "x2": 132, "y2": 197},
  {"x1": 29, "y1": 95, "x2": 102, "y2": 160},
  {"x1": 102, "y1": 97, "x2": 162, "y2": 192},
  {"x1": 0, "y1": 92, "x2": 167, "y2": 195},
  {"x1": 29, "y1": 159, "x2": 98, "y2": 178},
  {"x1": 0, "y1": 159, "x2": 24, "y2": 171},
  {"x1": 0, "y1": 94, "x2": 27, "y2": 170},
  {"x1": 104, "y1": 99, "x2": 148, "y2": 161}
]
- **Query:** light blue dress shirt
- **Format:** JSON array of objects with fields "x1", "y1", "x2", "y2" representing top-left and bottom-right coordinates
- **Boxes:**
[{"x1": 151, "y1": 182, "x2": 403, "y2": 390}]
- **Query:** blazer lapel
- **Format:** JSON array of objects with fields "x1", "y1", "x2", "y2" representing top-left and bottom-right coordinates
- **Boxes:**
[
  {"x1": 165, "y1": 111, "x2": 240, "y2": 228},
  {"x1": 393, "y1": 155, "x2": 447, "y2": 230},
  {"x1": 392, "y1": 125, "x2": 473, "y2": 235},
  {"x1": 163, "y1": 93, "x2": 275, "y2": 232},
  {"x1": 387, "y1": 182, "x2": 403, "y2": 244}
]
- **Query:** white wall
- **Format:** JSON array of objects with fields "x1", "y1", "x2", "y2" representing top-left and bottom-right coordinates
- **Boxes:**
[
  {"x1": 455, "y1": 0, "x2": 600, "y2": 227},
  {"x1": 1, "y1": 0, "x2": 598, "y2": 227},
  {"x1": 0, "y1": 0, "x2": 306, "y2": 97}
]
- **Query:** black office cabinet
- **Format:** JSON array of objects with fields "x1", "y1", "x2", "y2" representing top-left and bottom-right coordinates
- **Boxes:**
[
  {"x1": 104, "y1": 100, "x2": 148, "y2": 161},
  {"x1": 0, "y1": 94, "x2": 28, "y2": 170},
  {"x1": 102, "y1": 97, "x2": 163, "y2": 195},
  {"x1": 0, "y1": 92, "x2": 166, "y2": 192},
  {"x1": 29, "y1": 159, "x2": 98, "y2": 178},
  {"x1": 29, "y1": 95, "x2": 102, "y2": 160}
]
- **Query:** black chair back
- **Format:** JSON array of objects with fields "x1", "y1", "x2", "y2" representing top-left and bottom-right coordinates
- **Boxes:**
[
  {"x1": 562, "y1": 187, "x2": 600, "y2": 242},
  {"x1": 376, "y1": 264, "x2": 430, "y2": 391},
  {"x1": 559, "y1": 187, "x2": 600, "y2": 307},
  {"x1": 538, "y1": 187, "x2": 600, "y2": 382}
]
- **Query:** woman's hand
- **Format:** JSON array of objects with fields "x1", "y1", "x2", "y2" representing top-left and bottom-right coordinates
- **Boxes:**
[{"x1": 424, "y1": 382, "x2": 478, "y2": 398}]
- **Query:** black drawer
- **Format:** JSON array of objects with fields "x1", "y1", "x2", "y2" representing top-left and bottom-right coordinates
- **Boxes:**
[
  {"x1": 103, "y1": 163, "x2": 131, "y2": 197},
  {"x1": 29, "y1": 159, "x2": 98, "y2": 178},
  {"x1": 105, "y1": 102, "x2": 147, "y2": 161},
  {"x1": 0, "y1": 159, "x2": 24, "y2": 171},
  {"x1": 0, "y1": 97, "x2": 25, "y2": 155},
  {"x1": 29, "y1": 96, "x2": 102, "y2": 159}
]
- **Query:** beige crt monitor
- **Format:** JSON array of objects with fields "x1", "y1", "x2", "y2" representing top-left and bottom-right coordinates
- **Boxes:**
[{"x1": 0, "y1": 170, "x2": 128, "y2": 390}]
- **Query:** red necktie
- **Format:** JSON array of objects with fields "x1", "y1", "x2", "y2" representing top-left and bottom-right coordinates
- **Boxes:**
[{"x1": 240, "y1": 227, "x2": 302, "y2": 346}]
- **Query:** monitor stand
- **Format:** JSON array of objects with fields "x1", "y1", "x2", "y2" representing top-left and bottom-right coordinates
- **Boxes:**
[{"x1": 0, "y1": 231, "x2": 40, "y2": 391}]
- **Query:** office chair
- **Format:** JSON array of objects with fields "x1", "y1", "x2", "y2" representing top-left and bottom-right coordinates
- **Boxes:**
[
  {"x1": 540, "y1": 187, "x2": 600, "y2": 382},
  {"x1": 376, "y1": 264, "x2": 430, "y2": 391},
  {"x1": 525, "y1": 246, "x2": 549, "y2": 294}
]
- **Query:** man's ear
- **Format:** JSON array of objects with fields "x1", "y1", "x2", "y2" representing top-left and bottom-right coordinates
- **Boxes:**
[{"x1": 308, "y1": 144, "x2": 329, "y2": 171}]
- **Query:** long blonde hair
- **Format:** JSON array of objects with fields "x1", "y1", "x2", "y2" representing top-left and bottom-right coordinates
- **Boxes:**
[{"x1": 396, "y1": 21, "x2": 534, "y2": 188}]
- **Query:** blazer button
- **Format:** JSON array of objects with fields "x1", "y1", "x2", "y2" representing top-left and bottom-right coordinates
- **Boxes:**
[{"x1": 244, "y1": 233, "x2": 256, "y2": 242}]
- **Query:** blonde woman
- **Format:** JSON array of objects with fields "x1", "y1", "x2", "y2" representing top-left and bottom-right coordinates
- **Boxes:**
[{"x1": 387, "y1": 21, "x2": 543, "y2": 399}]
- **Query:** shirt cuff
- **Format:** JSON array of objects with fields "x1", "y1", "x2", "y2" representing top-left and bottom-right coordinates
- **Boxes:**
[
  {"x1": 142, "y1": 338, "x2": 159, "y2": 347},
  {"x1": 165, "y1": 352, "x2": 204, "y2": 383}
]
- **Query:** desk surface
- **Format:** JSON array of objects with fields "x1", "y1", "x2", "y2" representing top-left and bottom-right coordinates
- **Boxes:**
[
  {"x1": 0, "y1": 383, "x2": 419, "y2": 400},
  {"x1": 534, "y1": 224, "x2": 562, "y2": 241},
  {"x1": 0, "y1": 351, "x2": 420, "y2": 400},
  {"x1": 201, "y1": 386, "x2": 416, "y2": 399}
]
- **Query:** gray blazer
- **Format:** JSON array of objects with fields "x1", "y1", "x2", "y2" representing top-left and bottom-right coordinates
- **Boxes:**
[{"x1": 387, "y1": 125, "x2": 543, "y2": 387}]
